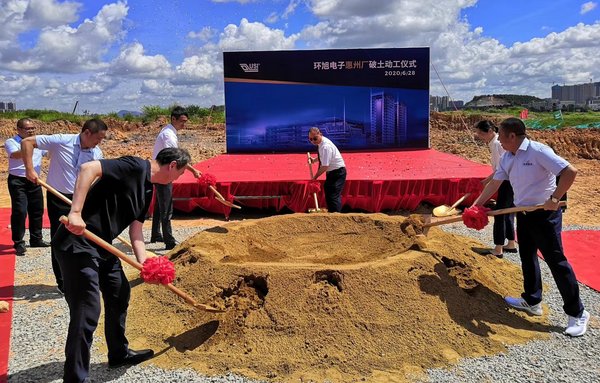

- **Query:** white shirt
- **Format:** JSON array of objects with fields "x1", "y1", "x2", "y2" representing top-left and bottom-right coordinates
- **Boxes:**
[
  {"x1": 487, "y1": 133, "x2": 505, "y2": 171},
  {"x1": 494, "y1": 138, "x2": 569, "y2": 206},
  {"x1": 152, "y1": 124, "x2": 178, "y2": 159},
  {"x1": 5, "y1": 135, "x2": 46, "y2": 177},
  {"x1": 318, "y1": 136, "x2": 345, "y2": 171},
  {"x1": 36, "y1": 134, "x2": 103, "y2": 194}
]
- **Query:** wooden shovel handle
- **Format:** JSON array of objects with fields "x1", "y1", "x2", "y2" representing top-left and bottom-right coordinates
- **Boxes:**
[
  {"x1": 208, "y1": 185, "x2": 241, "y2": 209},
  {"x1": 58, "y1": 215, "x2": 222, "y2": 312},
  {"x1": 450, "y1": 193, "x2": 470, "y2": 209},
  {"x1": 425, "y1": 201, "x2": 567, "y2": 228},
  {"x1": 37, "y1": 178, "x2": 157, "y2": 257}
]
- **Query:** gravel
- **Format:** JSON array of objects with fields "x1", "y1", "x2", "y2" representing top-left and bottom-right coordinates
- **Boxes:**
[{"x1": 7, "y1": 221, "x2": 599, "y2": 383}]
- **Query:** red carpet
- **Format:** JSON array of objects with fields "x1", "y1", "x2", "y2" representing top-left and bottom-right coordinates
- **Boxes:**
[
  {"x1": 0, "y1": 208, "x2": 16, "y2": 383},
  {"x1": 0, "y1": 208, "x2": 50, "y2": 382},
  {"x1": 173, "y1": 150, "x2": 491, "y2": 216},
  {"x1": 562, "y1": 230, "x2": 600, "y2": 292}
]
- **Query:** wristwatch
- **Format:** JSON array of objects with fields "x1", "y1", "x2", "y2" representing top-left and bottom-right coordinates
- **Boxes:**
[{"x1": 550, "y1": 195, "x2": 560, "y2": 203}]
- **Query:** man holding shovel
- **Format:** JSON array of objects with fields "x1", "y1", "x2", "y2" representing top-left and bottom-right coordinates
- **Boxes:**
[
  {"x1": 21, "y1": 118, "x2": 107, "y2": 293},
  {"x1": 151, "y1": 106, "x2": 200, "y2": 249},
  {"x1": 472, "y1": 117, "x2": 589, "y2": 337},
  {"x1": 308, "y1": 127, "x2": 346, "y2": 213},
  {"x1": 55, "y1": 147, "x2": 192, "y2": 382}
]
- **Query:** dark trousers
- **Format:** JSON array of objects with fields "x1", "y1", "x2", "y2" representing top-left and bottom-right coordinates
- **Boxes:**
[
  {"x1": 493, "y1": 180, "x2": 515, "y2": 245},
  {"x1": 324, "y1": 167, "x2": 346, "y2": 213},
  {"x1": 56, "y1": 240, "x2": 130, "y2": 383},
  {"x1": 516, "y1": 208, "x2": 584, "y2": 317},
  {"x1": 48, "y1": 192, "x2": 72, "y2": 291},
  {"x1": 7, "y1": 174, "x2": 44, "y2": 248},
  {"x1": 151, "y1": 183, "x2": 175, "y2": 245}
]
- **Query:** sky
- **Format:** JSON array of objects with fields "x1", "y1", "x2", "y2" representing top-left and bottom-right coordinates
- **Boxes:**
[{"x1": 1, "y1": 0, "x2": 599, "y2": 114}]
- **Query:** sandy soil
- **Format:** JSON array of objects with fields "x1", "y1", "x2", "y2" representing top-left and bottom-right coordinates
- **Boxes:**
[
  {"x1": 126, "y1": 213, "x2": 551, "y2": 382},
  {"x1": 1, "y1": 113, "x2": 598, "y2": 225}
]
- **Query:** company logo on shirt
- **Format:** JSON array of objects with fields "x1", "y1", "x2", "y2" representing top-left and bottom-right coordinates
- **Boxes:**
[
  {"x1": 240, "y1": 63, "x2": 260, "y2": 73},
  {"x1": 522, "y1": 161, "x2": 533, "y2": 166}
]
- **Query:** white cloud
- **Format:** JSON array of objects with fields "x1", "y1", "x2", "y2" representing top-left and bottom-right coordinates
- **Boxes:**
[
  {"x1": 172, "y1": 53, "x2": 222, "y2": 84},
  {"x1": 65, "y1": 74, "x2": 117, "y2": 95},
  {"x1": 141, "y1": 79, "x2": 174, "y2": 95},
  {"x1": 1, "y1": 1, "x2": 129, "y2": 72},
  {"x1": 580, "y1": 1, "x2": 597, "y2": 14},
  {"x1": 218, "y1": 18, "x2": 299, "y2": 51},
  {"x1": 188, "y1": 27, "x2": 216, "y2": 42},
  {"x1": 0, "y1": 0, "x2": 80, "y2": 43},
  {"x1": 110, "y1": 43, "x2": 172, "y2": 77},
  {"x1": 0, "y1": 74, "x2": 41, "y2": 96}
]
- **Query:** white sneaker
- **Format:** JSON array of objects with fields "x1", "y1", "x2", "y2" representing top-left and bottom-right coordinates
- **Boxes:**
[
  {"x1": 504, "y1": 296, "x2": 543, "y2": 316},
  {"x1": 564, "y1": 310, "x2": 590, "y2": 337}
]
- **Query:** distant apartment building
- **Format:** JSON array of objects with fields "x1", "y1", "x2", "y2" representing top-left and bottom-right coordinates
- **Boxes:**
[
  {"x1": 551, "y1": 81, "x2": 600, "y2": 107},
  {"x1": 0, "y1": 101, "x2": 16, "y2": 113},
  {"x1": 429, "y1": 95, "x2": 463, "y2": 111}
]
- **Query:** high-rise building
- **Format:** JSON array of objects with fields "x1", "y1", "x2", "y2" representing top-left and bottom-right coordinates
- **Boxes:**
[{"x1": 552, "y1": 82, "x2": 600, "y2": 105}]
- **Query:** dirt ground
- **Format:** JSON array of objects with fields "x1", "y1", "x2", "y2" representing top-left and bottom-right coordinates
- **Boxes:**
[
  {"x1": 126, "y1": 213, "x2": 552, "y2": 382},
  {"x1": 1, "y1": 113, "x2": 598, "y2": 225}
]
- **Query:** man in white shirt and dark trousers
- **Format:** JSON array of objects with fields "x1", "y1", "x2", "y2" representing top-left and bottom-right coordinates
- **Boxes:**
[
  {"x1": 151, "y1": 106, "x2": 200, "y2": 249},
  {"x1": 4, "y1": 118, "x2": 49, "y2": 256},
  {"x1": 472, "y1": 117, "x2": 589, "y2": 337},
  {"x1": 308, "y1": 127, "x2": 346, "y2": 213},
  {"x1": 22, "y1": 119, "x2": 107, "y2": 293}
]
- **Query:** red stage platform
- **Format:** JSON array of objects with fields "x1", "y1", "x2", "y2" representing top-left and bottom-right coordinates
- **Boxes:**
[{"x1": 172, "y1": 149, "x2": 490, "y2": 217}]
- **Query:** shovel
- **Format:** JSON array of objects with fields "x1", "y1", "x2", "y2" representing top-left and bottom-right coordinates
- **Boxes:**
[
  {"x1": 307, "y1": 152, "x2": 327, "y2": 213},
  {"x1": 59, "y1": 215, "x2": 225, "y2": 313},
  {"x1": 432, "y1": 193, "x2": 470, "y2": 217},
  {"x1": 36, "y1": 178, "x2": 144, "y2": 252},
  {"x1": 422, "y1": 201, "x2": 567, "y2": 235}
]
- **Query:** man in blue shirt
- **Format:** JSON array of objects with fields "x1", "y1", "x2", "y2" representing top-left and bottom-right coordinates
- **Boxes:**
[
  {"x1": 473, "y1": 117, "x2": 589, "y2": 337},
  {"x1": 4, "y1": 118, "x2": 49, "y2": 255},
  {"x1": 21, "y1": 118, "x2": 107, "y2": 293}
]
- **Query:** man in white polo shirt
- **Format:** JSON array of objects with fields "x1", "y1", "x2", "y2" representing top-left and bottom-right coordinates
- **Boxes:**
[
  {"x1": 472, "y1": 117, "x2": 589, "y2": 337},
  {"x1": 4, "y1": 118, "x2": 49, "y2": 256},
  {"x1": 21, "y1": 118, "x2": 107, "y2": 293},
  {"x1": 308, "y1": 127, "x2": 346, "y2": 213},
  {"x1": 151, "y1": 106, "x2": 200, "y2": 249}
]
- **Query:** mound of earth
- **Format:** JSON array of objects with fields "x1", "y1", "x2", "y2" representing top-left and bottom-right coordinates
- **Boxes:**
[{"x1": 125, "y1": 213, "x2": 552, "y2": 382}]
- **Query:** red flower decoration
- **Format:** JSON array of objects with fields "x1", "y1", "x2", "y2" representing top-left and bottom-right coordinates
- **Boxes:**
[
  {"x1": 141, "y1": 256, "x2": 176, "y2": 285},
  {"x1": 307, "y1": 181, "x2": 321, "y2": 194},
  {"x1": 462, "y1": 206, "x2": 492, "y2": 230},
  {"x1": 198, "y1": 173, "x2": 217, "y2": 187}
]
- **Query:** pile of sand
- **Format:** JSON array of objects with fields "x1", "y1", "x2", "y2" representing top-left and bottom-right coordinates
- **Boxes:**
[{"x1": 125, "y1": 213, "x2": 553, "y2": 382}]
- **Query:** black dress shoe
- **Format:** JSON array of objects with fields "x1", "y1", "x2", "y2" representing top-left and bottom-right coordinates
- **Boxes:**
[
  {"x1": 30, "y1": 240, "x2": 51, "y2": 248},
  {"x1": 108, "y1": 349, "x2": 154, "y2": 368},
  {"x1": 15, "y1": 245, "x2": 26, "y2": 256},
  {"x1": 164, "y1": 242, "x2": 177, "y2": 250},
  {"x1": 150, "y1": 236, "x2": 163, "y2": 243},
  {"x1": 503, "y1": 247, "x2": 518, "y2": 253}
]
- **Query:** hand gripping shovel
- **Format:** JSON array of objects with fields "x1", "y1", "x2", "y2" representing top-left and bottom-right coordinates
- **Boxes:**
[
  {"x1": 422, "y1": 202, "x2": 566, "y2": 235},
  {"x1": 59, "y1": 215, "x2": 224, "y2": 313}
]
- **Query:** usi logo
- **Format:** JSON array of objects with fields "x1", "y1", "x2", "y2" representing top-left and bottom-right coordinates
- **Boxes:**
[{"x1": 240, "y1": 63, "x2": 260, "y2": 73}]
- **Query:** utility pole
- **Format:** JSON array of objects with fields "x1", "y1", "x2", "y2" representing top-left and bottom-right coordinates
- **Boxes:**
[{"x1": 72, "y1": 100, "x2": 79, "y2": 115}]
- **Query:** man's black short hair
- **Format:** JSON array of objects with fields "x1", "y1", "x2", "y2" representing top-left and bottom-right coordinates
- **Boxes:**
[
  {"x1": 16, "y1": 118, "x2": 33, "y2": 129},
  {"x1": 81, "y1": 118, "x2": 108, "y2": 134},
  {"x1": 500, "y1": 117, "x2": 527, "y2": 136},
  {"x1": 171, "y1": 106, "x2": 188, "y2": 119},
  {"x1": 156, "y1": 147, "x2": 191, "y2": 169}
]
